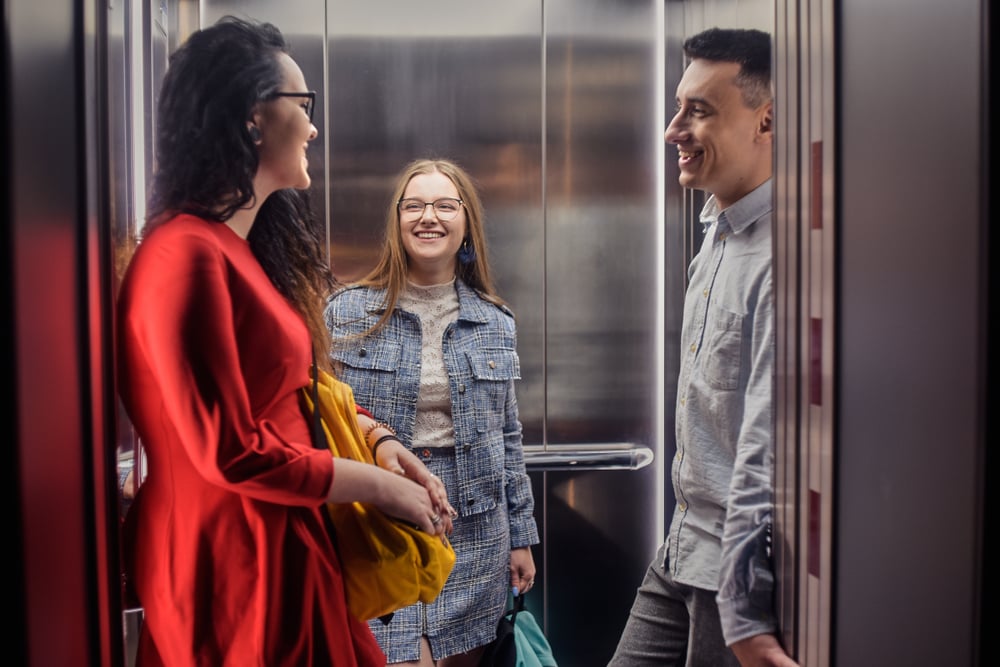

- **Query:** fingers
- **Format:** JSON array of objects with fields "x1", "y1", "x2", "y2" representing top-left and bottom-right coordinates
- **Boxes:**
[
  {"x1": 421, "y1": 511, "x2": 451, "y2": 537},
  {"x1": 508, "y1": 549, "x2": 537, "y2": 595},
  {"x1": 425, "y1": 473, "x2": 457, "y2": 521},
  {"x1": 511, "y1": 577, "x2": 535, "y2": 597},
  {"x1": 426, "y1": 504, "x2": 453, "y2": 536},
  {"x1": 379, "y1": 450, "x2": 457, "y2": 534}
]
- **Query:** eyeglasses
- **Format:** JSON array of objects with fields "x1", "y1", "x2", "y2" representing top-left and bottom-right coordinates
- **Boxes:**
[
  {"x1": 398, "y1": 198, "x2": 465, "y2": 221},
  {"x1": 269, "y1": 91, "x2": 316, "y2": 122}
]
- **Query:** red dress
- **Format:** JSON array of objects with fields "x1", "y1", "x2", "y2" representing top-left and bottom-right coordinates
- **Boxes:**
[{"x1": 117, "y1": 214, "x2": 385, "y2": 666}]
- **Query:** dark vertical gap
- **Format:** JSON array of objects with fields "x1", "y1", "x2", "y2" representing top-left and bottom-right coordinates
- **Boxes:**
[
  {"x1": 979, "y1": 0, "x2": 994, "y2": 665},
  {"x1": 1, "y1": 9, "x2": 30, "y2": 663},
  {"x1": 830, "y1": 1, "x2": 843, "y2": 663},
  {"x1": 73, "y1": 2, "x2": 104, "y2": 663}
]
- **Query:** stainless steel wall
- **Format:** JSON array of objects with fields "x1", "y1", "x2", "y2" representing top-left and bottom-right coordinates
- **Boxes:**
[
  {"x1": 5, "y1": 0, "x2": 990, "y2": 665},
  {"x1": 201, "y1": 1, "x2": 665, "y2": 665}
]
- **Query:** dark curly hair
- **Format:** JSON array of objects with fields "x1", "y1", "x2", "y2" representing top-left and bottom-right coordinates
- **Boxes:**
[{"x1": 144, "y1": 15, "x2": 334, "y2": 369}]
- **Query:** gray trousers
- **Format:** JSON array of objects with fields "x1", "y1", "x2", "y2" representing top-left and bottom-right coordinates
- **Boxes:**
[{"x1": 608, "y1": 542, "x2": 740, "y2": 667}]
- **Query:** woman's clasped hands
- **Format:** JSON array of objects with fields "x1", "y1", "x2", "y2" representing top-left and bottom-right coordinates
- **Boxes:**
[{"x1": 374, "y1": 437, "x2": 457, "y2": 537}]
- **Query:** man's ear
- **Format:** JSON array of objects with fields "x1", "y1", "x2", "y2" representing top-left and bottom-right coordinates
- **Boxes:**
[{"x1": 758, "y1": 102, "x2": 774, "y2": 139}]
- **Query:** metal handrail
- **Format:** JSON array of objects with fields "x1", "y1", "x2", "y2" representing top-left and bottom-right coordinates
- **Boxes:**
[{"x1": 522, "y1": 443, "x2": 654, "y2": 471}]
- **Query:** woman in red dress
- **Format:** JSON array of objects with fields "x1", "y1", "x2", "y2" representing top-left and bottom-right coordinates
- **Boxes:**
[{"x1": 116, "y1": 16, "x2": 454, "y2": 666}]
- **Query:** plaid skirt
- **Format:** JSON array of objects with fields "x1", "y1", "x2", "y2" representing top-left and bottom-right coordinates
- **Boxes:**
[{"x1": 368, "y1": 446, "x2": 511, "y2": 662}]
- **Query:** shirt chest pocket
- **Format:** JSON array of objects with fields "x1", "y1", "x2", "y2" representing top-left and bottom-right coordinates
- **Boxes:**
[
  {"x1": 701, "y1": 305, "x2": 744, "y2": 391},
  {"x1": 463, "y1": 348, "x2": 520, "y2": 431}
]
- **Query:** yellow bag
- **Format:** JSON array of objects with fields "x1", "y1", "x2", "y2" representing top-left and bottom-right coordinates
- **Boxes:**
[{"x1": 302, "y1": 366, "x2": 456, "y2": 622}]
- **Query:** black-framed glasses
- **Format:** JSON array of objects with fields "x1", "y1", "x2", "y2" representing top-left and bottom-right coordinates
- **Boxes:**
[
  {"x1": 269, "y1": 91, "x2": 316, "y2": 122},
  {"x1": 398, "y1": 198, "x2": 465, "y2": 221}
]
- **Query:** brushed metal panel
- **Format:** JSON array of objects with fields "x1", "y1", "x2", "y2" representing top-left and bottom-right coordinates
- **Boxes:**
[
  {"x1": 543, "y1": 2, "x2": 660, "y2": 442},
  {"x1": 542, "y1": 1, "x2": 661, "y2": 664},
  {"x1": 324, "y1": 0, "x2": 546, "y2": 441}
]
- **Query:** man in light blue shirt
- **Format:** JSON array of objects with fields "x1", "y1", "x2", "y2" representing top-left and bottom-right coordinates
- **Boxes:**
[{"x1": 610, "y1": 28, "x2": 798, "y2": 667}]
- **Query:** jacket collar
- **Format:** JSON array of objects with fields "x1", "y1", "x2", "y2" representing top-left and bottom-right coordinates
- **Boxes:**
[{"x1": 361, "y1": 278, "x2": 496, "y2": 324}]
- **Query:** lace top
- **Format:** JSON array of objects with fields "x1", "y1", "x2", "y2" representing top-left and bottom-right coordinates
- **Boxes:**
[{"x1": 399, "y1": 279, "x2": 460, "y2": 448}]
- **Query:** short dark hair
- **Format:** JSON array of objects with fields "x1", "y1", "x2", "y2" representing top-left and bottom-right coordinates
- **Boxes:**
[{"x1": 683, "y1": 27, "x2": 772, "y2": 108}]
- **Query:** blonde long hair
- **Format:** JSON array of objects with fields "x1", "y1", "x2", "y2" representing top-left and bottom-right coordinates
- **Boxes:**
[{"x1": 355, "y1": 158, "x2": 506, "y2": 334}]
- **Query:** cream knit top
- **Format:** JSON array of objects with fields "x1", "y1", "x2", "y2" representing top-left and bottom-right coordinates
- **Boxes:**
[{"x1": 398, "y1": 279, "x2": 460, "y2": 448}]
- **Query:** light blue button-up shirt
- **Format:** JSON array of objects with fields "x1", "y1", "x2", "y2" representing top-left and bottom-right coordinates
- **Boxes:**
[{"x1": 667, "y1": 179, "x2": 777, "y2": 645}]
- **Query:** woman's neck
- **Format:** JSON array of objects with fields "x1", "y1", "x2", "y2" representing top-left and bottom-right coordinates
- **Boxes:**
[
  {"x1": 223, "y1": 183, "x2": 270, "y2": 239},
  {"x1": 407, "y1": 261, "x2": 457, "y2": 287}
]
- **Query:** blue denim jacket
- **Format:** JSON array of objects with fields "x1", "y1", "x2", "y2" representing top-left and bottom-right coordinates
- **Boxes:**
[
  {"x1": 668, "y1": 179, "x2": 777, "y2": 645},
  {"x1": 324, "y1": 279, "x2": 539, "y2": 549}
]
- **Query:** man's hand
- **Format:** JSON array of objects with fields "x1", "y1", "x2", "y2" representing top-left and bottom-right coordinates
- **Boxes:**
[{"x1": 730, "y1": 633, "x2": 800, "y2": 667}]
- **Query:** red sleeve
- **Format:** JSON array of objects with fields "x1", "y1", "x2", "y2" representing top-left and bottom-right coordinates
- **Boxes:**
[{"x1": 355, "y1": 405, "x2": 373, "y2": 419}]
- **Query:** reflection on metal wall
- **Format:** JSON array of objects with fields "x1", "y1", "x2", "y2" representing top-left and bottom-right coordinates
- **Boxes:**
[
  {"x1": 205, "y1": 2, "x2": 663, "y2": 665},
  {"x1": 322, "y1": 1, "x2": 546, "y2": 437},
  {"x1": 540, "y1": 3, "x2": 662, "y2": 664}
]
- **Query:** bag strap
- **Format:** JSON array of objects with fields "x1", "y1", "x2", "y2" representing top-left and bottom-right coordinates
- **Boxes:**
[
  {"x1": 310, "y1": 351, "x2": 323, "y2": 450},
  {"x1": 308, "y1": 351, "x2": 346, "y2": 580},
  {"x1": 507, "y1": 592, "x2": 526, "y2": 626}
]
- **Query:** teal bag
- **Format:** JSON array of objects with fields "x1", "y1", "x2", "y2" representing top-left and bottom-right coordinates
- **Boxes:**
[
  {"x1": 511, "y1": 604, "x2": 557, "y2": 667},
  {"x1": 479, "y1": 593, "x2": 557, "y2": 667}
]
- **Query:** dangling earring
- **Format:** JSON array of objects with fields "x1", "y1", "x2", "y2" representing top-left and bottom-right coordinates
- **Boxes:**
[
  {"x1": 248, "y1": 125, "x2": 262, "y2": 145},
  {"x1": 457, "y1": 238, "x2": 476, "y2": 265}
]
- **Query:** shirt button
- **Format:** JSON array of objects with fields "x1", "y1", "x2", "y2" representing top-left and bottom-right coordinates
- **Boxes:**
[
  {"x1": 719, "y1": 232, "x2": 727, "y2": 241},
  {"x1": 463, "y1": 444, "x2": 472, "y2": 452},
  {"x1": 703, "y1": 289, "x2": 709, "y2": 298},
  {"x1": 678, "y1": 502, "x2": 686, "y2": 511},
  {"x1": 459, "y1": 384, "x2": 466, "y2": 393},
  {"x1": 679, "y1": 397, "x2": 686, "y2": 406},
  {"x1": 488, "y1": 360, "x2": 496, "y2": 369},
  {"x1": 689, "y1": 343, "x2": 696, "y2": 353}
]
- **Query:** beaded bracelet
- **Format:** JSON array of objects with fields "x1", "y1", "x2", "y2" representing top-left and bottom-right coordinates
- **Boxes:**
[
  {"x1": 363, "y1": 420, "x2": 396, "y2": 443},
  {"x1": 371, "y1": 434, "x2": 401, "y2": 461}
]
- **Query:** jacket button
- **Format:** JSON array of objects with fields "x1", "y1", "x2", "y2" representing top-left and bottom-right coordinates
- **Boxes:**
[
  {"x1": 459, "y1": 384, "x2": 466, "y2": 393},
  {"x1": 358, "y1": 348, "x2": 367, "y2": 357},
  {"x1": 466, "y1": 498, "x2": 475, "y2": 506},
  {"x1": 488, "y1": 360, "x2": 496, "y2": 369}
]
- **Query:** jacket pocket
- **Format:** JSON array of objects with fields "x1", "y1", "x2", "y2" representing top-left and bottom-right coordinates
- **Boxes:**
[
  {"x1": 464, "y1": 348, "x2": 520, "y2": 432},
  {"x1": 465, "y1": 347, "x2": 521, "y2": 382},
  {"x1": 332, "y1": 339, "x2": 402, "y2": 372},
  {"x1": 702, "y1": 306, "x2": 743, "y2": 391}
]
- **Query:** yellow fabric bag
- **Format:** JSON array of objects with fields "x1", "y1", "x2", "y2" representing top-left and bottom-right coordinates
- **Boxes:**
[{"x1": 302, "y1": 366, "x2": 456, "y2": 622}]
